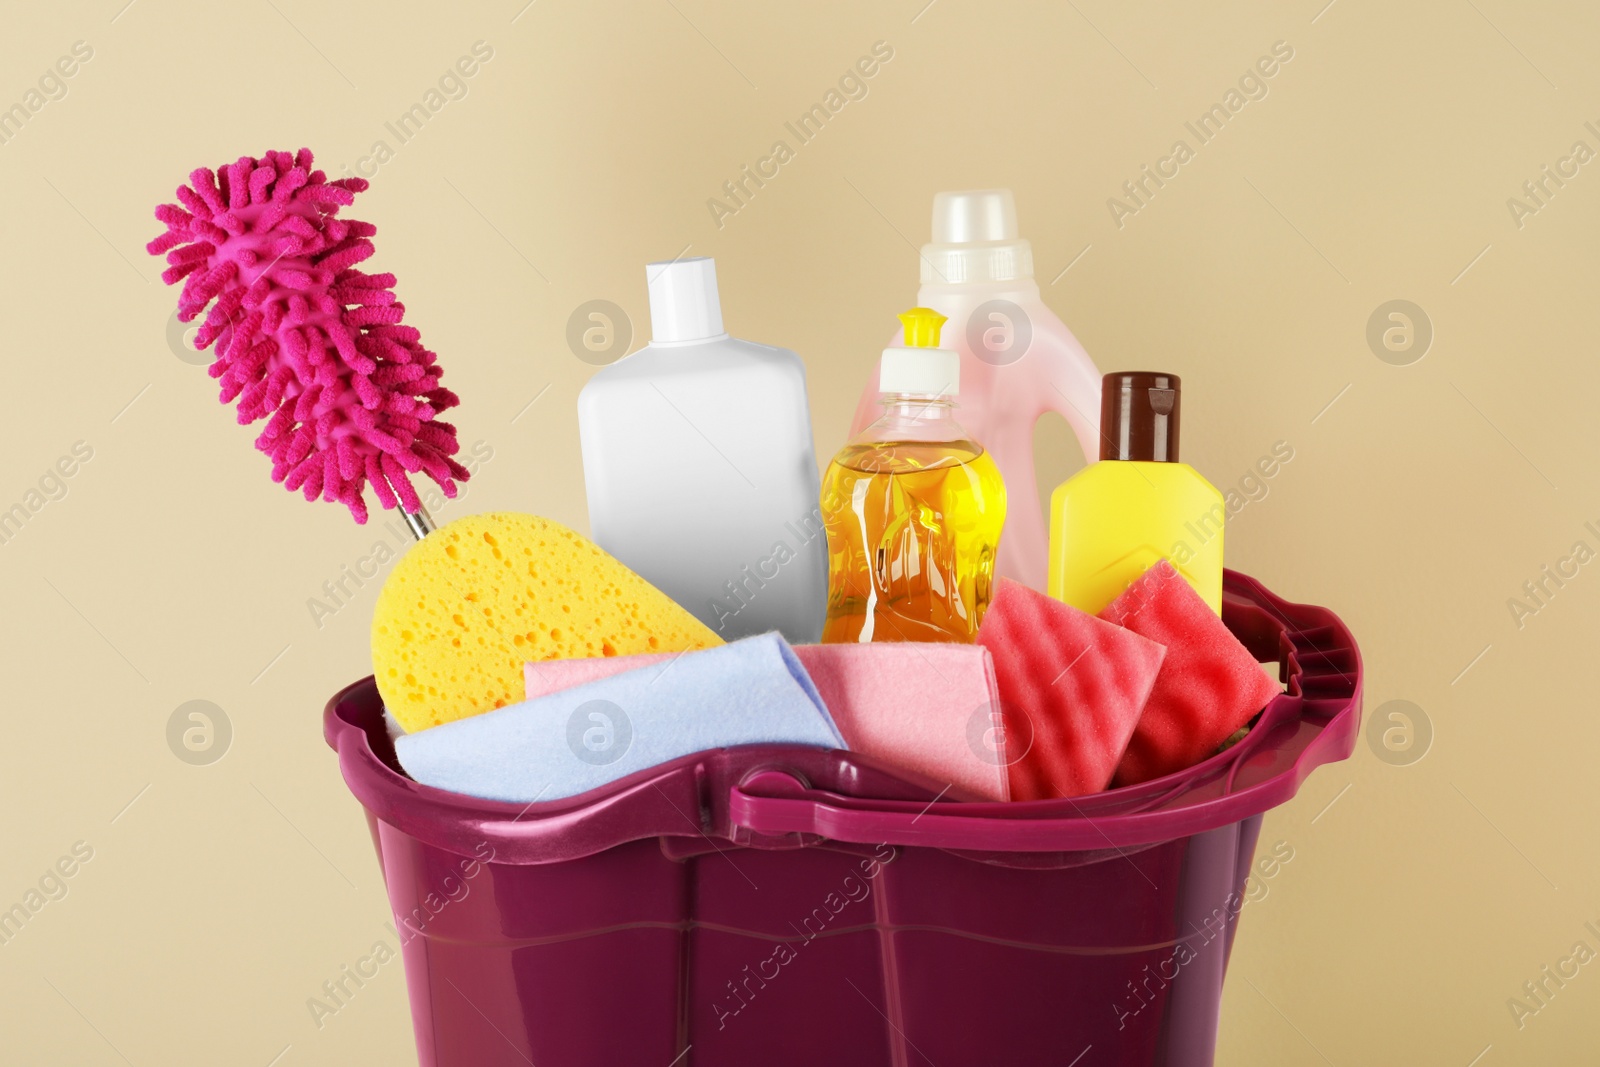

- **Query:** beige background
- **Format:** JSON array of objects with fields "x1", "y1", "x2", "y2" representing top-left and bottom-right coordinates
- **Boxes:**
[{"x1": 1, "y1": 0, "x2": 1594, "y2": 1062}]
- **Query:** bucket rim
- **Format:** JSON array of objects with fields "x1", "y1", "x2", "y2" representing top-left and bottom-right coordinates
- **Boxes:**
[{"x1": 324, "y1": 569, "x2": 1361, "y2": 862}]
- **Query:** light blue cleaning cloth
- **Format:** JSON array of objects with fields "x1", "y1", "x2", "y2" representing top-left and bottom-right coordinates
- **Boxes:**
[{"x1": 394, "y1": 632, "x2": 846, "y2": 803}]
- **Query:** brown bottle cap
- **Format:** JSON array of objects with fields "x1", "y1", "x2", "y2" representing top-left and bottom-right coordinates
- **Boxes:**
[{"x1": 1100, "y1": 372, "x2": 1181, "y2": 462}]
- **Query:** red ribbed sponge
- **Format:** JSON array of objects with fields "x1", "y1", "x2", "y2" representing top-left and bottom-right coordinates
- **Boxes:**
[
  {"x1": 1101, "y1": 561, "x2": 1283, "y2": 787},
  {"x1": 148, "y1": 147, "x2": 467, "y2": 523},
  {"x1": 976, "y1": 579, "x2": 1167, "y2": 800}
]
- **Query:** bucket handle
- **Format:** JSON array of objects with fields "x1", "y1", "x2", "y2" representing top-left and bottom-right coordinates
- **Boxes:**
[{"x1": 728, "y1": 570, "x2": 1363, "y2": 853}]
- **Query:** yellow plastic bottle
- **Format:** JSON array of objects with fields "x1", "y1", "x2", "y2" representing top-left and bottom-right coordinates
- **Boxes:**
[
  {"x1": 1047, "y1": 372, "x2": 1224, "y2": 615},
  {"x1": 821, "y1": 308, "x2": 1007, "y2": 643}
]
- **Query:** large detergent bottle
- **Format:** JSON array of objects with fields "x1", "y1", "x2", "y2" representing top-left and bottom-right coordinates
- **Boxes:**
[
  {"x1": 851, "y1": 189, "x2": 1101, "y2": 592},
  {"x1": 578, "y1": 257, "x2": 828, "y2": 643}
]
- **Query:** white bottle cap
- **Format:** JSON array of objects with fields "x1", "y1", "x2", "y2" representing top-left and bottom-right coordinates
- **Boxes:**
[
  {"x1": 880, "y1": 346, "x2": 960, "y2": 397},
  {"x1": 920, "y1": 189, "x2": 1034, "y2": 284},
  {"x1": 645, "y1": 256, "x2": 728, "y2": 344}
]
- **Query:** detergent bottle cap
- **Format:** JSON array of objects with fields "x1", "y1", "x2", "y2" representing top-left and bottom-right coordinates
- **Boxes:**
[
  {"x1": 921, "y1": 189, "x2": 1035, "y2": 284},
  {"x1": 880, "y1": 308, "x2": 958, "y2": 396},
  {"x1": 1101, "y1": 372, "x2": 1181, "y2": 462},
  {"x1": 646, "y1": 256, "x2": 728, "y2": 345}
]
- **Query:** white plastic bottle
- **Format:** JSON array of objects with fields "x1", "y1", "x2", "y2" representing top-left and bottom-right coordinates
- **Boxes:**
[
  {"x1": 578, "y1": 257, "x2": 828, "y2": 643},
  {"x1": 850, "y1": 190, "x2": 1102, "y2": 592}
]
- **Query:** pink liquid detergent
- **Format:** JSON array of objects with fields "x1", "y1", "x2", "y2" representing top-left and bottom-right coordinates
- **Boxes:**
[{"x1": 851, "y1": 190, "x2": 1102, "y2": 591}]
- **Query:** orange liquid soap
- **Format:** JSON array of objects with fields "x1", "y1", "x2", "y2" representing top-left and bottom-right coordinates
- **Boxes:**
[{"x1": 821, "y1": 308, "x2": 1007, "y2": 644}]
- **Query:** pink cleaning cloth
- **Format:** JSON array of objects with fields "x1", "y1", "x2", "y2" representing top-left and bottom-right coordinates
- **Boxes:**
[{"x1": 525, "y1": 643, "x2": 1009, "y2": 802}]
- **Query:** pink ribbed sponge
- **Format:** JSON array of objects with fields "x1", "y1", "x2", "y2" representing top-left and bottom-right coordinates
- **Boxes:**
[{"x1": 148, "y1": 147, "x2": 467, "y2": 523}]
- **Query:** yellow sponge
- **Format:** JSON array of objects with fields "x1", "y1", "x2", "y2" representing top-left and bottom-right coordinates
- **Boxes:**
[{"x1": 372, "y1": 512, "x2": 722, "y2": 731}]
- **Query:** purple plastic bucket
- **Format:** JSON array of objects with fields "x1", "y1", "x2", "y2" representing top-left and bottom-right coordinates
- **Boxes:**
[{"x1": 325, "y1": 570, "x2": 1360, "y2": 1067}]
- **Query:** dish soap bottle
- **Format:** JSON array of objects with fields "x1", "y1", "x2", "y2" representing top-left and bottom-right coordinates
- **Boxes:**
[
  {"x1": 849, "y1": 190, "x2": 1102, "y2": 593},
  {"x1": 577, "y1": 256, "x2": 828, "y2": 643},
  {"x1": 821, "y1": 308, "x2": 1006, "y2": 644},
  {"x1": 1047, "y1": 372, "x2": 1224, "y2": 615}
]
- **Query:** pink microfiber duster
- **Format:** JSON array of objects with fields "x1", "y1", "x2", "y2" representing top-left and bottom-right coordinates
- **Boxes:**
[{"x1": 148, "y1": 147, "x2": 467, "y2": 524}]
